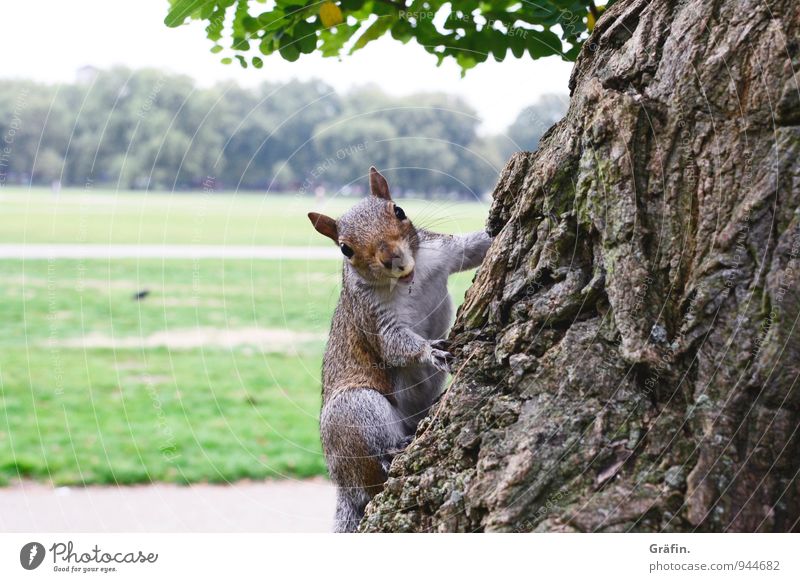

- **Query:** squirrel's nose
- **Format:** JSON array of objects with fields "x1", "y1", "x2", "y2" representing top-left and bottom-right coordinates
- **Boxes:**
[
  {"x1": 382, "y1": 258, "x2": 403, "y2": 270},
  {"x1": 381, "y1": 252, "x2": 403, "y2": 270}
]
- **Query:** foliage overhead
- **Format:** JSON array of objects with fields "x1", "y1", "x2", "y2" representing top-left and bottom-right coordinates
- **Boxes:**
[{"x1": 165, "y1": 0, "x2": 611, "y2": 73}]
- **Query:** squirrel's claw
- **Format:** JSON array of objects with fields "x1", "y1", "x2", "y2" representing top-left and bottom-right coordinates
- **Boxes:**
[
  {"x1": 385, "y1": 434, "x2": 414, "y2": 457},
  {"x1": 428, "y1": 339, "x2": 453, "y2": 372},
  {"x1": 430, "y1": 348, "x2": 453, "y2": 373},
  {"x1": 428, "y1": 339, "x2": 453, "y2": 374},
  {"x1": 430, "y1": 338, "x2": 451, "y2": 352}
]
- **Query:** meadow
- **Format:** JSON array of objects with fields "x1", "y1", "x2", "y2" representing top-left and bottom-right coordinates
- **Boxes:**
[
  {"x1": 0, "y1": 188, "x2": 487, "y2": 246},
  {"x1": 0, "y1": 187, "x2": 487, "y2": 485}
]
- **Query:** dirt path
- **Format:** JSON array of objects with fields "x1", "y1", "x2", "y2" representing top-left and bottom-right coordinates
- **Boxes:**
[
  {"x1": 0, "y1": 480, "x2": 335, "y2": 532},
  {"x1": 0, "y1": 244, "x2": 338, "y2": 260}
]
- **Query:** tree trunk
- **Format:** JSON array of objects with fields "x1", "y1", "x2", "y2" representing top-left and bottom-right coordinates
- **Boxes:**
[{"x1": 362, "y1": 0, "x2": 800, "y2": 532}]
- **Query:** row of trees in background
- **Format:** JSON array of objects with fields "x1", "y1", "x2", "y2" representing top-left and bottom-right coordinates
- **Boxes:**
[{"x1": 0, "y1": 67, "x2": 566, "y2": 198}]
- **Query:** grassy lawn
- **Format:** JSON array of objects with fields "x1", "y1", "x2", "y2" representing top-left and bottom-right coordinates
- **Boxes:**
[
  {"x1": 0, "y1": 251, "x2": 479, "y2": 485},
  {"x1": 0, "y1": 187, "x2": 489, "y2": 246}
]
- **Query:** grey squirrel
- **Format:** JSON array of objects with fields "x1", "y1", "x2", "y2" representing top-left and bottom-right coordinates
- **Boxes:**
[{"x1": 307, "y1": 167, "x2": 492, "y2": 532}]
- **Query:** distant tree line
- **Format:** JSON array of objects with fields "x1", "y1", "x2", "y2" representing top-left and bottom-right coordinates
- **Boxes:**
[{"x1": 0, "y1": 67, "x2": 566, "y2": 198}]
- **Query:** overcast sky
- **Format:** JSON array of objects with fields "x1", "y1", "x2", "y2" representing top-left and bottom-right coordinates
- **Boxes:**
[{"x1": 3, "y1": 0, "x2": 573, "y2": 133}]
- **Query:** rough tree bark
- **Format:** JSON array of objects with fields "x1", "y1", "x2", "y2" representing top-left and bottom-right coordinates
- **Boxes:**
[{"x1": 361, "y1": 0, "x2": 800, "y2": 532}]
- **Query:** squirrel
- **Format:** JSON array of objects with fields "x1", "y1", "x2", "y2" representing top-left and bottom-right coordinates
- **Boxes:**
[{"x1": 307, "y1": 167, "x2": 492, "y2": 532}]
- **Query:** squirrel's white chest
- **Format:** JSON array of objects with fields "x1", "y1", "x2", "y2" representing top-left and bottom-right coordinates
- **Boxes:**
[{"x1": 385, "y1": 247, "x2": 453, "y2": 340}]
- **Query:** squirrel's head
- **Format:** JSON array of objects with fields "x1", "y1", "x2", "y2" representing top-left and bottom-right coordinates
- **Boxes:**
[{"x1": 308, "y1": 167, "x2": 418, "y2": 286}]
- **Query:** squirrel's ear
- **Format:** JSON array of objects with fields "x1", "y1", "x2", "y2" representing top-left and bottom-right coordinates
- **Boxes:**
[
  {"x1": 369, "y1": 166, "x2": 391, "y2": 200},
  {"x1": 307, "y1": 212, "x2": 338, "y2": 243}
]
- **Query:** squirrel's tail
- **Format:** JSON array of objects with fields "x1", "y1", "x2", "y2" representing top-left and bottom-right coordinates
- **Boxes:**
[
  {"x1": 322, "y1": 388, "x2": 409, "y2": 533},
  {"x1": 333, "y1": 487, "x2": 370, "y2": 533}
]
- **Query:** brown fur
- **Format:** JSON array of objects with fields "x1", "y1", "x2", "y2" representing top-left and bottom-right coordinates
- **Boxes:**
[{"x1": 323, "y1": 290, "x2": 393, "y2": 403}]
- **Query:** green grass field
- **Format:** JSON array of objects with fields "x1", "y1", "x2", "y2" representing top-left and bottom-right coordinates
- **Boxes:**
[
  {"x1": 0, "y1": 187, "x2": 488, "y2": 246},
  {"x1": 0, "y1": 188, "x2": 486, "y2": 485}
]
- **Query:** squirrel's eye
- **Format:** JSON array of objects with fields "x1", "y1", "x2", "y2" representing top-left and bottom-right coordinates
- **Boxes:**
[
  {"x1": 394, "y1": 206, "x2": 406, "y2": 220},
  {"x1": 339, "y1": 243, "x2": 354, "y2": 258}
]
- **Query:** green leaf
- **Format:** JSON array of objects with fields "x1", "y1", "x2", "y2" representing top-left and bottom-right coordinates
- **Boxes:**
[
  {"x1": 455, "y1": 52, "x2": 477, "y2": 72},
  {"x1": 242, "y1": 16, "x2": 260, "y2": 32},
  {"x1": 350, "y1": 16, "x2": 393, "y2": 54},
  {"x1": 443, "y1": 12, "x2": 460, "y2": 32},
  {"x1": 509, "y1": 32, "x2": 525, "y2": 58},
  {"x1": 198, "y1": 2, "x2": 216, "y2": 19},
  {"x1": 232, "y1": 38, "x2": 250, "y2": 51},
  {"x1": 318, "y1": 22, "x2": 359, "y2": 57},
  {"x1": 279, "y1": 38, "x2": 301, "y2": 61},
  {"x1": 257, "y1": 10, "x2": 287, "y2": 32},
  {"x1": 489, "y1": 29, "x2": 507, "y2": 61},
  {"x1": 564, "y1": 43, "x2": 583, "y2": 61},
  {"x1": 390, "y1": 19, "x2": 413, "y2": 43},
  {"x1": 206, "y1": 7, "x2": 225, "y2": 41},
  {"x1": 165, "y1": 0, "x2": 210, "y2": 27},
  {"x1": 526, "y1": 28, "x2": 562, "y2": 58},
  {"x1": 252, "y1": 56, "x2": 264, "y2": 68},
  {"x1": 339, "y1": 0, "x2": 366, "y2": 10},
  {"x1": 294, "y1": 20, "x2": 318, "y2": 54},
  {"x1": 259, "y1": 37, "x2": 274, "y2": 55}
]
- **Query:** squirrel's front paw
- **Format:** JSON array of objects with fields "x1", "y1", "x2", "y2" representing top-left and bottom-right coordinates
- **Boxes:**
[
  {"x1": 430, "y1": 338, "x2": 451, "y2": 352},
  {"x1": 427, "y1": 340, "x2": 453, "y2": 373}
]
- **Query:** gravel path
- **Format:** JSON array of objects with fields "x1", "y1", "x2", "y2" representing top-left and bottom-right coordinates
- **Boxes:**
[
  {"x1": 0, "y1": 480, "x2": 335, "y2": 532},
  {"x1": 0, "y1": 244, "x2": 338, "y2": 260}
]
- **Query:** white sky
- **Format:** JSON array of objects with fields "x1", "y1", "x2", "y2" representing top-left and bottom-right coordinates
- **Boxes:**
[{"x1": 2, "y1": 0, "x2": 573, "y2": 133}]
